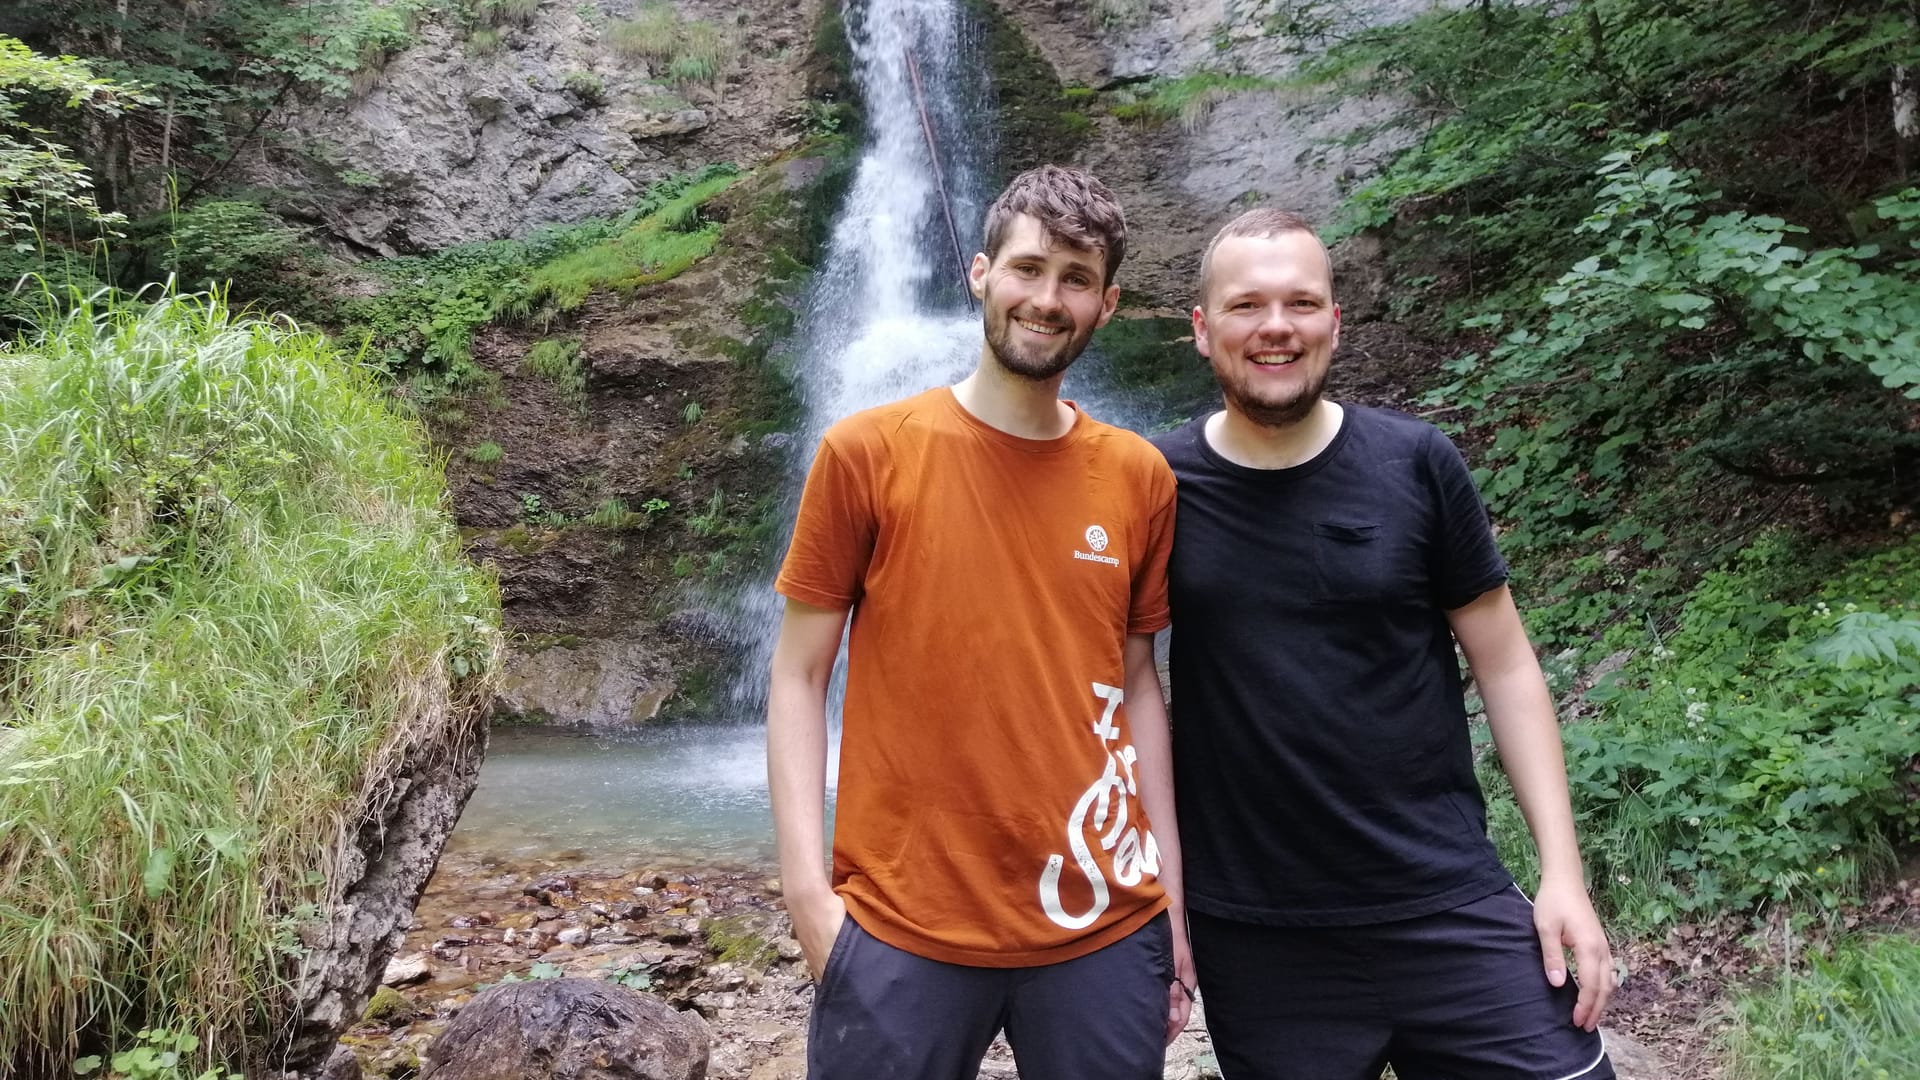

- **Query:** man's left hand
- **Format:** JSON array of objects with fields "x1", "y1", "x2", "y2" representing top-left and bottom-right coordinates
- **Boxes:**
[{"x1": 1532, "y1": 876, "x2": 1615, "y2": 1031}]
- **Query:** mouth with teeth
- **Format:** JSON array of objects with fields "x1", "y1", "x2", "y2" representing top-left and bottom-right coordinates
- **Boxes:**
[
  {"x1": 1247, "y1": 348, "x2": 1299, "y2": 367},
  {"x1": 1014, "y1": 317, "x2": 1067, "y2": 337}
]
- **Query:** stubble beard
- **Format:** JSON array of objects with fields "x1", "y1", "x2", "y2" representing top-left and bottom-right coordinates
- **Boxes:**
[
  {"x1": 983, "y1": 300, "x2": 1091, "y2": 383},
  {"x1": 1220, "y1": 360, "x2": 1330, "y2": 429}
]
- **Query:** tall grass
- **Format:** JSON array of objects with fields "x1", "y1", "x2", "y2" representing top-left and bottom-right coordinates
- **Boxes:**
[
  {"x1": 606, "y1": 4, "x2": 736, "y2": 87},
  {"x1": 1723, "y1": 934, "x2": 1920, "y2": 1080},
  {"x1": 0, "y1": 291, "x2": 499, "y2": 1073}
]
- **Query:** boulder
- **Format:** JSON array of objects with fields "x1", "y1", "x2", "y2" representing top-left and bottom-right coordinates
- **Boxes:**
[{"x1": 420, "y1": 977, "x2": 710, "y2": 1080}]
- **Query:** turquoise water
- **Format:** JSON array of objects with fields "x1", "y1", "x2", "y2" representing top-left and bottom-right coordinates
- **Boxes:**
[{"x1": 447, "y1": 724, "x2": 838, "y2": 868}]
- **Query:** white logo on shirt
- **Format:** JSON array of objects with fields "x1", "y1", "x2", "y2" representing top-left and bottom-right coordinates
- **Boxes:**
[
  {"x1": 1074, "y1": 524, "x2": 1119, "y2": 567},
  {"x1": 1038, "y1": 682, "x2": 1161, "y2": 930}
]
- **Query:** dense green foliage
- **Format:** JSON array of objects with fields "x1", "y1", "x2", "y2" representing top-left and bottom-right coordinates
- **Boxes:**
[
  {"x1": 1560, "y1": 536, "x2": 1920, "y2": 929},
  {"x1": 1284, "y1": 0, "x2": 1920, "y2": 657},
  {"x1": 1723, "y1": 933, "x2": 1920, "y2": 1080},
  {"x1": 0, "y1": 36, "x2": 147, "y2": 242},
  {"x1": 0, "y1": 292, "x2": 497, "y2": 1075}
]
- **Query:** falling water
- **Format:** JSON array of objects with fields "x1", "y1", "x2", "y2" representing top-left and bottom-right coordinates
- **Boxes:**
[{"x1": 724, "y1": 0, "x2": 997, "y2": 712}]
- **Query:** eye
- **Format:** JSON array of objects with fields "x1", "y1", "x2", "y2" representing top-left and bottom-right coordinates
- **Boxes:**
[{"x1": 1065, "y1": 272, "x2": 1093, "y2": 288}]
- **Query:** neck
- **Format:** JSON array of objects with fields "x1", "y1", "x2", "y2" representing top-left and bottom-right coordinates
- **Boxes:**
[
  {"x1": 1206, "y1": 398, "x2": 1344, "y2": 469},
  {"x1": 951, "y1": 352, "x2": 1075, "y2": 440}
]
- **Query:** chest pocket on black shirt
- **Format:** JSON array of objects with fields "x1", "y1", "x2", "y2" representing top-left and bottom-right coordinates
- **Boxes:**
[{"x1": 1311, "y1": 520, "x2": 1387, "y2": 603}]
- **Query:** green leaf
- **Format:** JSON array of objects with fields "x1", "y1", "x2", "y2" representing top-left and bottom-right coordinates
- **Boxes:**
[{"x1": 143, "y1": 847, "x2": 176, "y2": 898}]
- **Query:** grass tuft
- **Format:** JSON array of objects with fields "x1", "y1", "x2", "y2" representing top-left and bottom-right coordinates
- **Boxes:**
[
  {"x1": 1723, "y1": 934, "x2": 1920, "y2": 1080},
  {"x1": 0, "y1": 290, "x2": 499, "y2": 1073},
  {"x1": 606, "y1": 4, "x2": 736, "y2": 87}
]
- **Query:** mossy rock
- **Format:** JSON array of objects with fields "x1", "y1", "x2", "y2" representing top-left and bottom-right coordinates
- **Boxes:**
[
  {"x1": 703, "y1": 914, "x2": 778, "y2": 969},
  {"x1": 363, "y1": 985, "x2": 420, "y2": 1024}
]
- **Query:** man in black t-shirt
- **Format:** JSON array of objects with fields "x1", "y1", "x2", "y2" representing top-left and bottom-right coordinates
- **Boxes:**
[{"x1": 1153, "y1": 209, "x2": 1617, "y2": 1079}]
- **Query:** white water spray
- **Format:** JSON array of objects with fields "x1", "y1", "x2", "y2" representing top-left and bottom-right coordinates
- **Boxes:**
[{"x1": 724, "y1": 0, "x2": 992, "y2": 712}]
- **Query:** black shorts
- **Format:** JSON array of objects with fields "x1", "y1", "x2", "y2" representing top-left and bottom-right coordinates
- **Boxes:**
[
  {"x1": 1191, "y1": 885, "x2": 1613, "y2": 1080},
  {"x1": 807, "y1": 911, "x2": 1174, "y2": 1080}
]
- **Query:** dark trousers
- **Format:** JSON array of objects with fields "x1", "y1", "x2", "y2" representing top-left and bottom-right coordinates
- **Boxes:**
[
  {"x1": 1191, "y1": 886, "x2": 1613, "y2": 1080},
  {"x1": 807, "y1": 911, "x2": 1173, "y2": 1080}
]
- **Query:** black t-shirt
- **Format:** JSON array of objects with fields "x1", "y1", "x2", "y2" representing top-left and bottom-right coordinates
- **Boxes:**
[{"x1": 1153, "y1": 405, "x2": 1513, "y2": 925}]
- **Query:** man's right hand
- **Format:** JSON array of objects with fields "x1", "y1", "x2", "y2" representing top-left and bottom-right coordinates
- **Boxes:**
[{"x1": 790, "y1": 888, "x2": 849, "y2": 982}]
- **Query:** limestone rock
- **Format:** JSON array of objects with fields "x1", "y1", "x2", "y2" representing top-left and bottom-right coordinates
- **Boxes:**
[
  {"x1": 1603, "y1": 1029, "x2": 1670, "y2": 1080},
  {"x1": 494, "y1": 636, "x2": 677, "y2": 727},
  {"x1": 382, "y1": 952, "x2": 431, "y2": 987},
  {"x1": 419, "y1": 977, "x2": 710, "y2": 1080}
]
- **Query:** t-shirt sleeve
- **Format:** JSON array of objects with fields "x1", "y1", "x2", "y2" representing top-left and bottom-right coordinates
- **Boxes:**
[
  {"x1": 774, "y1": 437, "x2": 875, "y2": 610},
  {"x1": 1423, "y1": 425, "x2": 1509, "y2": 610},
  {"x1": 1128, "y1": 461, "x2": 1176, "y2": 636}
]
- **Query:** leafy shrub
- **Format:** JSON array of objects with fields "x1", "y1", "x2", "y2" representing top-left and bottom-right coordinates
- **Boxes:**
[
  {"x1": 1566, "y1": 535, "x2": 1920, "y2": 929},
  {"x1": 1722, "y1": 934, "x2": 1920, "y2": 1080},
  {"x1": 1422, "y1": 141, "x2": 1920, "y2": 647},
  {"x1": 158, "y1": 200, "x2": 300, "y2": 287}
]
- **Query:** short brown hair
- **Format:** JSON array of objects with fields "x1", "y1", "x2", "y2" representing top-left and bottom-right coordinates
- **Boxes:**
[
  {"x1": 1197, "y1": 208, "x2": 1331, "y2": 304},
  {"x1": 982, "y1": 165, "x2": 1127, "y2": 285}
]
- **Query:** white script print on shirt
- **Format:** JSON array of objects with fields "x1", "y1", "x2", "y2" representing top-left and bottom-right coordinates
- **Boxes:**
[{"x1": 1038, "y1": 681, "x2": 1161, "y2": 930}]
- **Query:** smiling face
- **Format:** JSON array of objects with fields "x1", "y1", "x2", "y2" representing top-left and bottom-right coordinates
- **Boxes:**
[
  {"x1": 971, "y1": 214, "x2": 1120, "y2": 383},
  {"x1": 1193, "y1": 230, "x2": 1341, "y2": 428}
]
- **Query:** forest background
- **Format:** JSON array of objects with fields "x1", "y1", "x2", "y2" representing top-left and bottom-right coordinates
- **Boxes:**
[{"x1": 1, "y1": 0, "x2": 1918, "y2": 1077}]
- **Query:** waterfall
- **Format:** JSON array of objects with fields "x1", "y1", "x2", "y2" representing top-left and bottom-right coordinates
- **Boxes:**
[{"x1": 724, "y1": 0, "x2": 994, "y2": 714}]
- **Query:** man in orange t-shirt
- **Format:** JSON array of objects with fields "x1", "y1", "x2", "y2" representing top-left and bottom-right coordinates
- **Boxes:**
[{"x1": 767, "y1": 165, "x2": 1193, "y2": 1079}]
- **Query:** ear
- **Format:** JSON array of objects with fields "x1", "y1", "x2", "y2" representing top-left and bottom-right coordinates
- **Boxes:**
[
  {"x1": 1331, "y1": 302, "x2": 1342, "y2": 352},
  {"x1": 1093, "y1": 282, "x2": 1121, "y2": 330},
  {"x1": 1191, "y1": 304, "x2": 1212, "y2": 358},
  {"x1": 968, "y1": 252, "x2": 989, "y2": 299}
]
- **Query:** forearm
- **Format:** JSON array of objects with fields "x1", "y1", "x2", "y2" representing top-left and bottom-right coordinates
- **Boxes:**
[
  {"x1": 1124, "y1": 635, "x2": 1184, "y2": 915},
  {"x1": 1481, "y1": 662, "x2": 1585, "y2": 886},
  {"x1": 767, "y1": 669, "x2": 833, "y2": 902}
]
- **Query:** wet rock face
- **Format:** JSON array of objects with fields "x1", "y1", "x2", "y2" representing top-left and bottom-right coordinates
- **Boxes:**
[{"x1": 420, "y1": 977, "x2": 711, "y2": 1080}]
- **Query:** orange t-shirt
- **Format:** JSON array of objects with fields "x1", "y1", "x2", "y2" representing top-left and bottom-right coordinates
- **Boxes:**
[{"x1": 775, "y1": 387, "x2": 1176, "y2": 967}]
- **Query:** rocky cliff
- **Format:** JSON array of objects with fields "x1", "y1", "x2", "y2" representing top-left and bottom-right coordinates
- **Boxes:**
[{"x1": 249, "y1": 1, "x2": 820, "y2": 256}]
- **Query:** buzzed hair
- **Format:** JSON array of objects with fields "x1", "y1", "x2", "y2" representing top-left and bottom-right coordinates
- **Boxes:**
[
  {"x1": 982, "y1": 165, "x2": 1128, "y2": 286},
  {"x1": 1197, "y1": 207, "x2": 1334, "y2": 305}
]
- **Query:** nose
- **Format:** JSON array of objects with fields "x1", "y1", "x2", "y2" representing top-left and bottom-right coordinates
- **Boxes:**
[
  {"x1": 1030, "y1": 275, "x2": 1066, "y2": 314},
  {"x1": 1257, "y1": 302, "x2": 1296, "y2": 339}
]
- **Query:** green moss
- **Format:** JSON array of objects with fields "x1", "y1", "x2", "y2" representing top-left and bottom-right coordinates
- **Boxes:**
[
  {"x1": 498, "y1": 523, "x2": 546, "y2": 554},
  {"x1": 362, "y1": 986, "x2": 419, "y2": 1024},
  {"x1": 704, "y1": 914, "x2": 778, "y2": 968},
  {"x1": 965, "y1": 0, "x2": 1086, "y2": 173}
]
